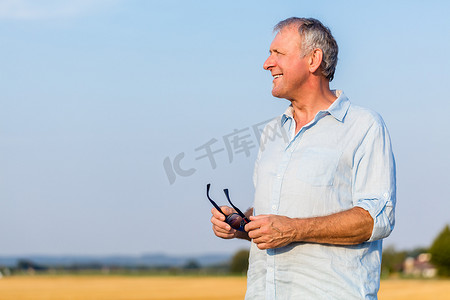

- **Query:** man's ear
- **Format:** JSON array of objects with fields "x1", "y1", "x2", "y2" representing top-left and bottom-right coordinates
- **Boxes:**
[{"x1": 309, "y1": 48, "x2": 323, "y2": 74}]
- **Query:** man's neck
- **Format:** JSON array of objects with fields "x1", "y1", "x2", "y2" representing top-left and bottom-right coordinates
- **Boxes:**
[{"x1": 289, "y1": 80, "x2": 337, "y2": 133}]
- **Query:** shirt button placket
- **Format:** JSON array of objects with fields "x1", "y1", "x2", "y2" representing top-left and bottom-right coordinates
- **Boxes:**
[{"x1": 266, "y1": 140, "x2": 296, "y2": 299}]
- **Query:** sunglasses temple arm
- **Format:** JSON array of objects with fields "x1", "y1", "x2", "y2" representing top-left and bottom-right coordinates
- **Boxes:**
[
  {"x1": 223, "y1": 189, "x2": 250, "y2": 223},
  {"x1": 207, "y1": 184, "x2": 227, "y2": 217}
]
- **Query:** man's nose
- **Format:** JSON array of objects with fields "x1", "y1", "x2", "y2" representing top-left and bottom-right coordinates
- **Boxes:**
[{"x1": 263, "y1": 55, "x2": 275, "y2": 70}]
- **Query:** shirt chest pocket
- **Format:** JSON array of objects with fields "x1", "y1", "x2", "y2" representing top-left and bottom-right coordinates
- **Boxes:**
[{"x1": 296, "y1": 147, "x2": 341, "y2": 186}]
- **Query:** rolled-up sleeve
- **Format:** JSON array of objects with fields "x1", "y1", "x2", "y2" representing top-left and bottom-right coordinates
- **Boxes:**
[{"x1": 352, "y1": 119, "x2": 396, "y2": 242}]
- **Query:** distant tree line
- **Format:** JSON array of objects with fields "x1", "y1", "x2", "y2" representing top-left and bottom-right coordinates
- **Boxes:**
[
  {"x1": 382, "y1": 224, "x2": 450, "y2": 277},
  {"x1": 429, "y1": 225, "x2": 450, "y2": 276},
  {"x1": 1, "y1": 255, "x2": 243, "y2": 277},
  {"x1": 2, "y1": 224, "x2": 448, "y2": 278}
]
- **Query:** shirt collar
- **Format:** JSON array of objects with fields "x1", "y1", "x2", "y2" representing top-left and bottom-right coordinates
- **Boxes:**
[
  {"x1": 281, "y1": 90, "x2": 350, "y2": 125},
  {"x1": 328, "y1": 90, "x2": 350, "y2": 122},
  {"x1": 281, "y1": 106, "x2": 294, "y2": 125}
]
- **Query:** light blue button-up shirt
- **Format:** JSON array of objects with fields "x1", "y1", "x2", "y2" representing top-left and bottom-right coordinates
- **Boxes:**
[{"x1": 246, "y1": 90, "x2": 396, "y2": 300}]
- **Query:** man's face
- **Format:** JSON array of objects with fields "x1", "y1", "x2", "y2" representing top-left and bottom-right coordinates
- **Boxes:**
[{"x1": 263, "y1": 26, "x2": 310, "y2": 100}]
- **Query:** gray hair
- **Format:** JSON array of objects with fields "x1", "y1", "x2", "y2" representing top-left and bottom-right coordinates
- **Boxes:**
[{"x1": 274, "y1": 17, "x2": 338, "y2": 81}]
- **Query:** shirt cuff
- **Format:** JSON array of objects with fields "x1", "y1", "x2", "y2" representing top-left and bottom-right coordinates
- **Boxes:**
[{"x1": 355, "y1": 192, "x2": 395, "y2": 242}]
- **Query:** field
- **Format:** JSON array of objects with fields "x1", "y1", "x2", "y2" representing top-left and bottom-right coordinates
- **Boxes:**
[{"x1": 0, "y1": 276, "x2": 449, "y2": 299}]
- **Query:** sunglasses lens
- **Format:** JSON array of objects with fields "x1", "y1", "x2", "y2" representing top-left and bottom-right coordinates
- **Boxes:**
[{"x1": 226, "y1": 213, "x2": 243, "y2": 230}]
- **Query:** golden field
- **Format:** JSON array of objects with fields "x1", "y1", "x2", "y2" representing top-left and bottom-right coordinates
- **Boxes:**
[{"x1": 0, "y1": 276, "x2": 449, "y2": 300}]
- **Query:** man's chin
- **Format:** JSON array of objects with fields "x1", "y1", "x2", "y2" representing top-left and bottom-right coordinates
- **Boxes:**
[{"x1": 271, "y1": 90, "x2": 284, "y2": 99}]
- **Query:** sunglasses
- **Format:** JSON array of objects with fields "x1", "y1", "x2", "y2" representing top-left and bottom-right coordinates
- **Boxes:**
[{"x1": 206, "y1": 183, "x2": 250, "y2": 232}]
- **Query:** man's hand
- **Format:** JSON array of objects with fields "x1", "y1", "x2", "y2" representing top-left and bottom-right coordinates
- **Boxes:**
[
  {"x1": 211, "y1": 206, "x2": 252, "y2": 240},
  {"x1": 210, "y1": 206, "x2": 239, "y2": 239},
  {"x1": 245, "y1": 215, "x2": 298, "y2": 250}
]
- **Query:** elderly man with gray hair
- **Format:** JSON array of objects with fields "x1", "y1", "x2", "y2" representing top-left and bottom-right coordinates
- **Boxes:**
[{"x1": 211, "y1": 17, "x2": 396, "y2": 299}]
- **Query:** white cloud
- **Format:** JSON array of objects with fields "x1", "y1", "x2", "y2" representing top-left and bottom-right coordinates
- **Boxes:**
[{"x1": 0, "y1": 0, "x2": 118, "y2": 20}]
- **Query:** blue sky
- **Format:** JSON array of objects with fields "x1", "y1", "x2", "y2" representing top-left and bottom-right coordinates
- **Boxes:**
[{"x1": 0, "y1": 0, "x2": 449, "y2": 256}]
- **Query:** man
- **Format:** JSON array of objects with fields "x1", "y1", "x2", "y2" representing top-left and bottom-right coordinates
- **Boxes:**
[{"x1": 211, "y1": 17, "x2": 396, "y2": 299}]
